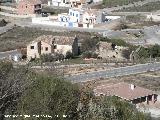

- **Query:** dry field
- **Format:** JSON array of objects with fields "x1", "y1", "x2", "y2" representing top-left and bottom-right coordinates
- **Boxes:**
[
  {"x1": 81, "y1": 71, "x2": 160, "y2": 92},
  {"x1": 0, "y1": 26, "x2": 92, "y2": 52}
]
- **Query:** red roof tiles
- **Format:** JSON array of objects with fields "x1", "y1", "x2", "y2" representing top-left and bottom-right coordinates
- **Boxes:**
[{"x1": 94, "y1": 82, "x2": 154, "y2": 101}]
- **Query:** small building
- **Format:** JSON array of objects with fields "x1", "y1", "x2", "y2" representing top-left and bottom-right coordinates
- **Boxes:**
[
  {"x1": 48, "y1": 0, "x2": 85, "y2": 8},
  {"x1": 94, "y1": 82, "x2": 157, "y2": 104},
  {"x1": 27, "y1": 35, "x2": 78, "y2": 60},
  {"x1": 17, "y1": 0, "x2": 42, "y2": 15},
  {"x1": 58, "y1": 8, "x2": 101, "y2": 28}
]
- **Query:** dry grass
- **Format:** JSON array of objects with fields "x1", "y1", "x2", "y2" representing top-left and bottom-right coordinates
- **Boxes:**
[
  {"x1": 0, "y1": 26, "x2": 92, "y2": 52},
  {"x1": 81, "y1": 71, "x2": 160, "y2": 92}
]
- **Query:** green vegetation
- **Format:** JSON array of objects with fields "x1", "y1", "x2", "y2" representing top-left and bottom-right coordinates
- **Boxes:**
[
  {"x1": 82, "y1": 51, "x2": 98, "y2": 58},
  {"x1": 16, "y1": 75, "x2": 79, "y2": 120},
  {"x1": 40, "y1": 53, "x2": 64, "y2": 62},
  {"x1": 0, "y1": 61, "x2": 150, "y2": 120},
  {"x1": 118, "y1": 1, "x2": 160, "y2": 12},
  {"x1": 136, "y1": 44, "x2": 160, "y2": 59}
]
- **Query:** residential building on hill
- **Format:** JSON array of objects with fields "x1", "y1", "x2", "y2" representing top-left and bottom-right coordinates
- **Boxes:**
[
  {"x1": 27, "y1": 35, "x2": 78, "y2": 60},
  {"x1": 17, "y1": 0, "x2": 42, "y2": 15},
  {"x1": 94, "y1": 82, "x2": 157, "y2": 105}
]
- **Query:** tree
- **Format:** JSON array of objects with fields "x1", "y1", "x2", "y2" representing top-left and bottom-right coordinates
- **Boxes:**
[
  {"x1": 16, "y1": 75, "x2": 80, "y2": 120},
  {"x1": 81, "y1": 38, "x2": 99, "y2": 53},
  {"x1": 0, "y1": 61, "x2": 33, "y2": 120},
  {"x1": 149, "y1": 44, "x2": 160, "y2": 58},
  {"x1": 78, "y1": 95, "x2": 149, "y2": 120}
]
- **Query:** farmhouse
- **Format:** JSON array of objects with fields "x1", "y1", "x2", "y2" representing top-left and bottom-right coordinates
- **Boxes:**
[
  {"x1": 94, "y1": 82, "x2": 157, "y2": 105},
  {"x1": 17, "y1": 0, "x2": 42, "y2": 15},
  {"x1": 27, "y1": 35, "x2": 78, "y2": 60}
]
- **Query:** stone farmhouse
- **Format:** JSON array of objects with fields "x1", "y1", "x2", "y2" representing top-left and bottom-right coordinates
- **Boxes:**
[
  {"x1": 17, "y1": 0, "x2": 42, "y2": 15},
  {"x1": 27, "y1": 35, "x2": 78, "y2": 60},
  {"x1": 94, "y1": 82, "x2": 157, "y2": 105}
]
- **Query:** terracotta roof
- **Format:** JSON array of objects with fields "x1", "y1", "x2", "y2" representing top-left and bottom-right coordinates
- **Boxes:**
[
  {"x1": 94, "y1": 82, "x2": 154, "y2": 101},
  {"x1": 20, "y1": 0, "x2": 42, "y2": 4},
  {"x1": 33, "y1": 35, "x2": 76, "y2": 45}
]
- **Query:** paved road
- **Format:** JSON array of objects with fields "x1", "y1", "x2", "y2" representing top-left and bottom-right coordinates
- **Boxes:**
[
  {"x1": 0, "y1": 50, "x2": 21, "y2": 59},
  {"x1": 65, "y1": 62, "x2": 160, "y2": 82}
]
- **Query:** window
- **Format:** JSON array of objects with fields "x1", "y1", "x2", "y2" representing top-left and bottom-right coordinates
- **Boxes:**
[
  {"x1": 26, "y1": 5, "x2": 27, "y2": 8},
  {"x1": 70, "y1": 12, "x2": 72, "y2": 15},
  {"x1": 73, "y1": 13, "x2": 74, "y2": 16},
  {"x1": 30, "y1": 46, "x2": 34, "y2": 49},
  {"x1": 45, "y1": 47, "x2": 48, "y2": 51},
  {"x1": 54, "y1": 45, "x2": 57, "y2": 49},
  {"x1": 76, "y1": 14, "x2": 78, "y2": 17}
]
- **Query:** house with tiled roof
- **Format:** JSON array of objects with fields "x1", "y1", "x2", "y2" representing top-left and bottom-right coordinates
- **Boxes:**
[
  {"x1": 27, "y1": 35, "x2": 78, "y2": 60},
  {"x1": 17, "y1": 0, "x2": 42, "y2": 15},
  {"x1": 94, "y1": 82, "x2": 157, "y2": 105}
]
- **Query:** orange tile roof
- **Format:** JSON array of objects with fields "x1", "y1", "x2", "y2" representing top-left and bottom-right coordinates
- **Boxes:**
[{"x1": 94, "y1": 82, "x2": 154, "y2": 100}]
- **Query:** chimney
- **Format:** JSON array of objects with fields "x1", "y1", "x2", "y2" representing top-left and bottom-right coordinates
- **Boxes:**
[{"x1": 130, "y1": 84, "x2": 135, "y2": 90}]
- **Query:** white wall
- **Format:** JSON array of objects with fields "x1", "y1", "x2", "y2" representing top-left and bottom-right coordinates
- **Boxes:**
[
  {"x1": 105, "y1": 16, "x2": 121, "y2": 20},
  {"x1": 55, "y1": 44, "x2": 72, "y2": 56},
  {"x1": 147, "y1": 14, "x2": 160, "y2": 21}
]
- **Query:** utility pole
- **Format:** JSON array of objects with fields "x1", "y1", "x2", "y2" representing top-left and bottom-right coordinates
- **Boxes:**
[{"x1": 149, "y1": 55, "x2": 152, "y2": 63}]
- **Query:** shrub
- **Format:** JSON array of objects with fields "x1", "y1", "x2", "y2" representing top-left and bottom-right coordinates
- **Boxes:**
[
  {"x1": 82, "y1": 51, "x2": 98, "y2": 58},
  {"x1": 65, "y1": 51, "x2": 74, "y2": 59},
  {"x1": 40, "y1": 53, "x2": 55, "y2": 62}
]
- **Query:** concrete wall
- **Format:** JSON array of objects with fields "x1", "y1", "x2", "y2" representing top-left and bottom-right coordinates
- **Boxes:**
[
  {"x1": 105, "y1": 16, "x2": 121, "y2": 20},
  {"x1": 32, "y1": 17, "x2": 79, "y2": 27}
]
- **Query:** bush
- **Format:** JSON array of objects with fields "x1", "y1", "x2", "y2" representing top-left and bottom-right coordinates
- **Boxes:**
[
  {"x1": 82, "y1": 51, "x2": 98, "y2": 58},
  {"x1": 81, "y1": 38, "x2": 99, "y2": 53},
  {"x1": 66, "y1": 51, "x2": 74, "y2": 59},
  {"x1": 40, "y1": 53, "x2": 55, "y2": 62},
  {"x1": 40, "y1": 53, "x2": 65, "y2": 62}
]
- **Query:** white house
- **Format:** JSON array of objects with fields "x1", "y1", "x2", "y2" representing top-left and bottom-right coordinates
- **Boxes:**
[
  {"x1": 32, "y1": 8, "x2": 108, "y2": 28},
  {"x1": 48, "y1": 0, "x2": 85, "y2": 8}
]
